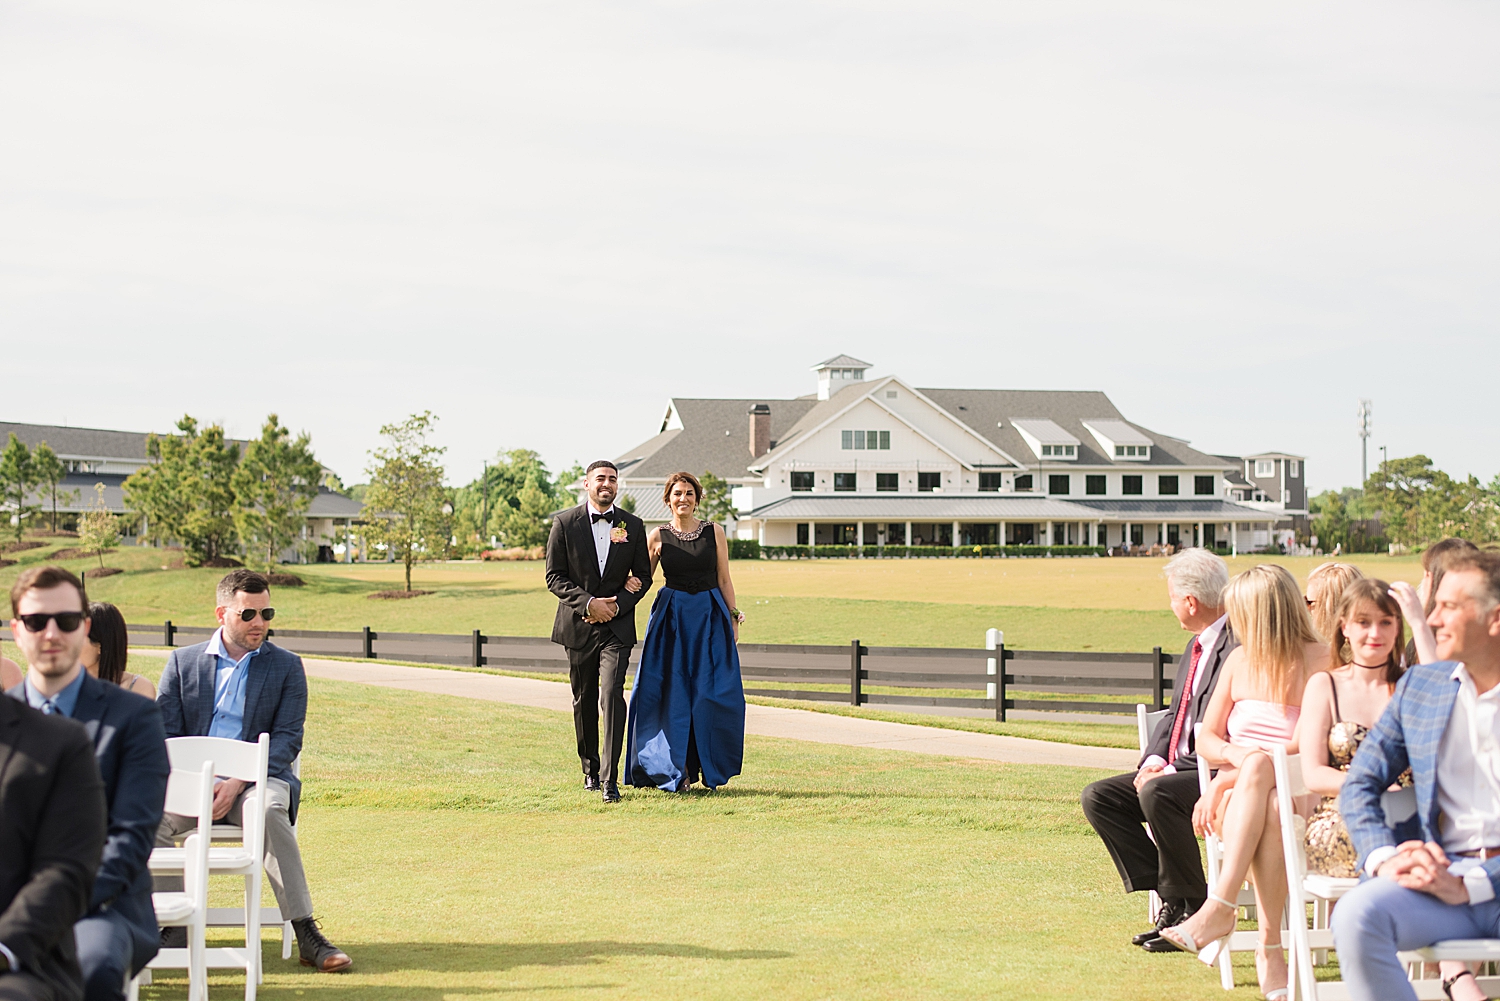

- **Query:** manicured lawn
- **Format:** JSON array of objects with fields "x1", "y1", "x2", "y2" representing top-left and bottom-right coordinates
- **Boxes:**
[
  {"x1": 117, "y1": 663, "x2": 1268, "y2": 1000},
  {"x1": 0, "y1": 538, "x2": 1422, "y2": 652}
]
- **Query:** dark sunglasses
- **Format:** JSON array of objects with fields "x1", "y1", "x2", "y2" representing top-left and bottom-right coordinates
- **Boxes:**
[
  {"x1": 235, "y1": 608, "x2": 276, "y2": 622},
  {"x1": 17, "y1": 611, "x2": 87, "y2": 633}
]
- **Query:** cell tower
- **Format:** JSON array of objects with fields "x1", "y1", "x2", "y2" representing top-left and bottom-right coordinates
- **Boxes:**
[{"x1": 1357, "y1": 399, "x2": 1373, "y2": 484}]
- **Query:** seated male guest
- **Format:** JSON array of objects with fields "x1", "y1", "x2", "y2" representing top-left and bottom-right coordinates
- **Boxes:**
[
  {"x1": 2, "y1": 576, "x2": 108, "y2": 1001},
  {"x1": 155, "y1": 570, "x2": 351, "y2": 973},
  {"x1": 1080, "y1": 548, "x2": 1237, "y2": 951},
  {"x1": 1333, "y1": 550, "x2": 1500, "y2": 1001},
  {"x1": 5, "y1": 568, "x2": 169, "y2": 1001}
]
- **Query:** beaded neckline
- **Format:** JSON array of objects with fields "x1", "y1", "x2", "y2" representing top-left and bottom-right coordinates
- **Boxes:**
[{"x1": 665, "y1": 520, "x2": 706, "y2": 542}]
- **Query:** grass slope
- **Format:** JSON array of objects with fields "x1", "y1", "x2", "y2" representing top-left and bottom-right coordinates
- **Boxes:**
[{"x1": 124, "y1": 668, "x2": 1266, "y2": 1000}]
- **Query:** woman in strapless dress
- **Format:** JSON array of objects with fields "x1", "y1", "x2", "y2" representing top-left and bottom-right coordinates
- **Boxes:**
[{"x1": 1159, "y1": 563, "x2": 1324, "y2": 1001}]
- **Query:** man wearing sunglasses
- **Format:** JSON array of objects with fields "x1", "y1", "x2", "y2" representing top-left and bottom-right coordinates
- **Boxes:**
[{"x1": 154, "y1": 569, "x2": 350, "y2": 973}]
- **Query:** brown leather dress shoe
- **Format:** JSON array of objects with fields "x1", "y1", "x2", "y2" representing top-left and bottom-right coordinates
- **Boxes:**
[{"x1": 291, "y1": 917, "x2": 352, "y2": 972}]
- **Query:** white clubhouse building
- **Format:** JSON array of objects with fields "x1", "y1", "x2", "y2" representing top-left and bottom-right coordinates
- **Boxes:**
[{"x1": 613, "y1": 356, "x2": 1302, "y2": 553}]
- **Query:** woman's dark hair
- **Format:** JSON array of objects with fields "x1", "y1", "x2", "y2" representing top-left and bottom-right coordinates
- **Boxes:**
[
  {"x1": 661, "y1": 471, "x2": 703, "y2": 505},
  {"x1": 88, "y1": 601, "x2": 129, "y2": 685},
  {"x1": 1329, "y1": 579, "x2": 1405, "y2": 686}
]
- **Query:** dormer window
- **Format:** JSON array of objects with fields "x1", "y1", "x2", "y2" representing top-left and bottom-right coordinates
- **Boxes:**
[
  {"x1": 1083, "y1": 419, "x2": 1152, "y2": 462},
  {"x1": 1011, "y1": 420, "x2": 1080, "y2": 462},
  {"x1": 1040, "y1": 444, "x2": 1075, "y2": 457},
  {"x1": 1113, "y1": 445, "x2": 1150, "y2": 459}
]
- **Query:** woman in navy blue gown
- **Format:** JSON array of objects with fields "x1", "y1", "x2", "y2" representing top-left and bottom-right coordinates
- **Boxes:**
[{"x1": 623, "y1": 471, "x2": 746, "y2": 792}]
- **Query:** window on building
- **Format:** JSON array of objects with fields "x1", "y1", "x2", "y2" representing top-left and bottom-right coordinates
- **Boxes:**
[
  {"x1": 833, "y1": 473, "x2": 857, "y2": 492},
  {"x1": 885, "y1": 390, "x2": 897, "y2": 399},
  {"x1": 841, "y1": 430, "x2": 890, "y2": 450},
  {"x1": 1288, "y1": 460, "x2": 1300, "y2": 477},
  {"x1": 1122, "y1": 475, "x2": 1143, "y2": 495},
  {"x1": 791, "y1": 471, "x2": 814, "y2": 492},
  {"x1": 918, "y1": 471, "x2": 942, "y2": 492},
  {"x1": 1014, "y1": 473, "x2": 1034, "y2": 492},
  {"x1": 876, "y1": 473, "x2": 898, "y2": 492},
  {"x1": 1086, "y1": 475, "x2": 1106, "y2": 495},
  {"x1": 797, "y1": 523, "x2": 809, "y2": 545},
  {"x1": 1195, "y1": 475, "x2": 1215, "y2": 496},
  {"x1": 1158, "y1": 475, "x2": 1179, "y2": 495},
  {"x1": 978, "y1": 472, "x2": 1002, "y2": 492},
  {"x1": 832, "y1": 524, "x2": 858, "y2": 544},
  {"x1": 1049, "y1": 474, "x2": 1070, "y2": 495},
  {"x1": 1255, "y1": 459, "x2": 1275, "y2": 477},
  {"x1": 1040, "y1": 444, "x2": 1076, "y2": 457}
]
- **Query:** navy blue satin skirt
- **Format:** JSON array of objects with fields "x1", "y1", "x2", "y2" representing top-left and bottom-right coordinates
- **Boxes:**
[{"x1": 624, "y1": 586, "x2": 745, "y2": 791}]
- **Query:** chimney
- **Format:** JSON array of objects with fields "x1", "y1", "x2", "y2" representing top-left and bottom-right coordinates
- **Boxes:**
[{"x1": 749, "y1": 404, "x2": 771, "y2": 457}]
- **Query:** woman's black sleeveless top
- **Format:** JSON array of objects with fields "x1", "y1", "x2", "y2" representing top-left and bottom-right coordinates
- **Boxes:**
[{"x1": 659, "y1": 522, "x2": 719, "y2": 594}]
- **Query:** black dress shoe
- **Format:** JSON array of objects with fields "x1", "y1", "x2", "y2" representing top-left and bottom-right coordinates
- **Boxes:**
[
  {"x1": 583, "y1": 775, "x2": 601, "y2": 792},
  {"x1": 1139, "y1": 935, "x2": 1183, "y2": 953},
  {"x1": 161, "y1": 926, "x2": 187, "y2": 949},
  {"x1": 602, "y1": 783, "x2": 621, "y2": 803},
  {"x1": 1131, "y1": 898, "x2": 1189, "y2": 947}
]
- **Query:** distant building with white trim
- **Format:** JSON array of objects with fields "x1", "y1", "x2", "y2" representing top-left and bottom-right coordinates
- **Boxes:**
[{"x1": 612, "y1": 356, "x2": 1304, "y2": 553}]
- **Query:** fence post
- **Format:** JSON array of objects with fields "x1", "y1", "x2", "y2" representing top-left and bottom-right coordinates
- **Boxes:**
[
  {"x1": 998, "y1": 643, "x2": 1012, "y2": 722},
  {"x1": 850, "y1": 639, "x2": 864, "y2": 707},
  {"x1": 1152, "y1": 646, "x2": 1165, "y2": 712},
  {"x1": 363, "y1": 626, "x2": 374, "y2": 659},
  {"x1": 472, "y1": 629, "x2": 485, "y2": 668},
  {"x1": 164, "y1": 620, "x2": 175, "y2": 648},
  {"x1": 986, "y1": 628, "x2": 1000, "y2": 717}
]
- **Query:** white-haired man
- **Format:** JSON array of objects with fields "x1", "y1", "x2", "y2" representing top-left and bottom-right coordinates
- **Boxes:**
[{"x1": 1080, "y1": 547, "x2": 1238, "y2": 952}]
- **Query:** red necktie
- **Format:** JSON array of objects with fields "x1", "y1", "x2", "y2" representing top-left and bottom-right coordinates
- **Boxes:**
[{"x1": 1167, "y1": 636, "x2": 1204, "y2": 766}]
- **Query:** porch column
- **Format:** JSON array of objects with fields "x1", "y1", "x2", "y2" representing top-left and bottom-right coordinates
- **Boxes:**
[
  {"x1": 1045, "y1": 520, "x2": 1053, "y2": 547},
  {"x1": 1160, "y1": 521, "x2": 1167, "y2": 546},
  {"x1": 999, "y1": 520, "x2": 1007, "y2": 548},
  {"x1": 1231, "y1": 522, "x2": 1238, "y2": 557},
  {"x1": 1196, "y1": 522, "x2": 1204, "y2": 548},
  {"x1": 905, "y1": 521, "x2": 912, "y2": 555},
  {"x1": 344, "y1": 518, "x2": 352, "y2": 563},
  {"x1": 951, "y1": 520, "x2": 960, "y2": 548},
  {"x1": 857, "y1": 521, "x2": 865, "y2": 556},
  {"x1": 758, "y1": 521, "x2": 766, "y2": 545}
]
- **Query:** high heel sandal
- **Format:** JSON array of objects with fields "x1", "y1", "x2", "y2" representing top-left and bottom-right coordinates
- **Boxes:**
[
  {"x1": 1257, "y1": 943, "x2": 1288, "y2": 1001},
  {"x1": 1158, "y1": 891, "x2": 1237, "y2": 966}
]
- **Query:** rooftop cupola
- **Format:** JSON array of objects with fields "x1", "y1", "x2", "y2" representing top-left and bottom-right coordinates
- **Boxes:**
[{"x1": 812, "y1": 354, "x2": 872, "y2": 400}]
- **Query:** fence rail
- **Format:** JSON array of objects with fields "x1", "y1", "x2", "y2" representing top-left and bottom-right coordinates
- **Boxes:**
[{"x1": 0, "y1": 622, "x2": 1179, "y2": 722}]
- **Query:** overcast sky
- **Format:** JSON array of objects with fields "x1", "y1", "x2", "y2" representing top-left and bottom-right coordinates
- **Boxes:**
[{"x1": 2, "y1": 1, "x2": 1496, "y2": 492}]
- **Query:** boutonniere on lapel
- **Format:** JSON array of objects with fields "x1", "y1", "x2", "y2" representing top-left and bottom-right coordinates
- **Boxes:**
[{"x1": 610, "y1": 522, "x2": 629, "y2": 544}]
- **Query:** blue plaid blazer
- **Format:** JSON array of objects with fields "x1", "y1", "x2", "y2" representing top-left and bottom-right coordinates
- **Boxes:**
[{"x1": 1338, "y1": 661, "x2": 1495, "y2": 887}]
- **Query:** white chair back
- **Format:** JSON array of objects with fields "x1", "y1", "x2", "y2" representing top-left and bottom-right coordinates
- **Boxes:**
[
  {"x1": 1137, "y1": 705, "x2": 1171, "y2": 755},
  {"x1": 163, "y1": 758, "x2": 216, "y2": 826},
  {"x1": 1272, "y1": 747, "x2": 1321, "y2": 1001},
  {"x1": 167, "y1": 734, "x2": 270, "y2": 860}
]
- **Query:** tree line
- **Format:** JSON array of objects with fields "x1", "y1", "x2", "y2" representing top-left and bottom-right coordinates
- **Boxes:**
[{"x1": 1312, "y1": 454, "x2": 1500, "y2": 553}]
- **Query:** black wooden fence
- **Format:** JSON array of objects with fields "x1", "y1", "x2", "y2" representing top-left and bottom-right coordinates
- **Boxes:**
[{"x1": 2, "y1": 622, "x2": 1176, "y2": 722}]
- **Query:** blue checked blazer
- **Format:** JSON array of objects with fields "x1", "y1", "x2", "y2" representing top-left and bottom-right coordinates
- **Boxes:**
[{"x1": 1339, "y1": 662, "x2": 1488, "y2": 886}]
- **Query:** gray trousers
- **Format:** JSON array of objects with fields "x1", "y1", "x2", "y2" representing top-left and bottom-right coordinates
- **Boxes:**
[{"x1": 154, "y1": 776, "x2": 314, "y2": 922}]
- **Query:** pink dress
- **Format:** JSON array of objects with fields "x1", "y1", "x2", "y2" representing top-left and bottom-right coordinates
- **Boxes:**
[{"x1": 1226, "y1": 699, "x2": 1300, "y2": 752}]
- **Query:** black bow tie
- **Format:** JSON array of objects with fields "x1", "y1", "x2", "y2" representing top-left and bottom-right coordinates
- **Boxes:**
[{"x1": 591, "y1": 510, "x2": 615, "y2": 524}]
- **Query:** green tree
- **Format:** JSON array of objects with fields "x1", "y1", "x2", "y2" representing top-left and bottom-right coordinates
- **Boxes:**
[
  {"x1": 698, "y1": 471, "x2": 735, "y2": 525},
  {"x1": 495, "y1": 473, "x2": 555, "y2": 547},
  {"x1": 30, "y1": 442, "x2": 74, "y2": 533},
  {"x1": 232, "y1": 414, "x2": 323, "y2": 571},
  {"x1": 448, "y1": 450, "x2": 575, "y2": 554},
  {"x1": 0, "y1": 434, "x2": 39, "y2": 543},
  {"x1": 124, "y1": 416, "x2": 242, "y2": 565},
  {"x1": 77, "y1": 483, "x2": 119, "y2": 571},
  {"x1": 1310, "y1": 489, "x2": 1351, "y2": 553},
  {"x1": 362, "y1": 412, "x2": 447, "y2": 592}
]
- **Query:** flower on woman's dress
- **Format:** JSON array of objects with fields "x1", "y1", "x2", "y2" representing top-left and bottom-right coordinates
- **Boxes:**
[{"x1": 610, "y1": 523, "x2": 629, "y2": 544}]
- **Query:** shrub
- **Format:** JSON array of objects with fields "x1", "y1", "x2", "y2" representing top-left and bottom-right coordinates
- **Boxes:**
[
  {"x1": 481, "y1": 546, "x2": 545, "y2": 561},
  {"x1": 728, "y1": 539, "x2": 762, "y2": 560}
]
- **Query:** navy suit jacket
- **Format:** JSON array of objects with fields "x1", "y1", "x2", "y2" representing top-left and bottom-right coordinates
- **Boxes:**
[
  {"x1": 6, "y1": 673, "x2": 169, "y2": 972},
  {"x1": 156, "y1": 639, "x2": 306, "y2": 822}
]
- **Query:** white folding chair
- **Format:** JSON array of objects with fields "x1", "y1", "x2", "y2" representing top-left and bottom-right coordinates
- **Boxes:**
[
  {"x1": 1195, "y1": 723, "x2": 1270, "y2": 990},
  {"x1": 149, "y1": 734, "x2": 270, "y2": 1000},
  {"x1": 1273, "y1": 746, "x2": 1500, "y2": 1000},
  {"x1": 144, "y1": 759, "x2": 214, "y2": 1001},
  {"x1": 1136, "y1": 704, "x2": 1172, "y2": 923}
]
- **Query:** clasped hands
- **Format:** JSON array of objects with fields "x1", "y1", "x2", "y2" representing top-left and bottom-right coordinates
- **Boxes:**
[
  {"x1": 211, "y1": 777, "x2": 246, "y2": 821},
  {"x1": 1376, "y1": 840, "x2": 1473, "y2": 905},
  {"x1": 584, "y1": 575, "x2": 645, "y2": 624}
]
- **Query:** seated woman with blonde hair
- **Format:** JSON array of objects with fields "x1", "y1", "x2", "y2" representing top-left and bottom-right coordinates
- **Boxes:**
[
  {"x1": 1159, "y1": 563, "x2": 1324, "y2": 1000},
  {"x1": 1305, "y1": 561, "x2": 1363, "y2": 643}
]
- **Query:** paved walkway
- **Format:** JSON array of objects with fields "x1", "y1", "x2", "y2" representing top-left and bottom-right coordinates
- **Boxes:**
[{"x1": 133, "y1": 650, "x2": 1136, "y2": 770}]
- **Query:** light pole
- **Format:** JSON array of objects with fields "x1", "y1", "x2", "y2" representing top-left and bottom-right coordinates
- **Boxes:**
[{"x1": 1357, "y1": 400, "x2": 1373, "y2": 484}]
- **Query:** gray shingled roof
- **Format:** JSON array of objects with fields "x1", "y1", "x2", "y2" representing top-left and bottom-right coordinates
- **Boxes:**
[
  {"x1": 749, "y1": 380, "x2": 877, "y2": 465},
  {"x1": 0, "y1": 422, "x2": 153, "y2": 460},
  {"x1": 616, "y1": 398, "x2": 816, "y2": 481}
]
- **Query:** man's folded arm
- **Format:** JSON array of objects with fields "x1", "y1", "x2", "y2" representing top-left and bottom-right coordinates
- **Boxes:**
[
  {"x1": 544, "y1": 517, "x2": 592, "y2": 615},
  {"x1": 613, "y1": 530, "x2": 654, "y2": 615}
]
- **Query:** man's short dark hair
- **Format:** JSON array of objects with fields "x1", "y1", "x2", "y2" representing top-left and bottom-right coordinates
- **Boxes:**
[
  {"x1": 585, "y1": 460, "x2": 618, "y2": 476},
  {"x1": 216, "y1": 568, "x2": 270, "y2": 605},
  {"x1": 10, "y1": 565, "x2": 88, "y2": 617}
]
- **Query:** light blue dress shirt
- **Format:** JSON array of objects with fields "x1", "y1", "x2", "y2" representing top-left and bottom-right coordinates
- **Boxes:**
[
  {"x1": 207, "y1": 628, "x2": 258, "y2": 740},
  {"x1": 22, "y1": 668, "x2": 86, "y2": 718}
]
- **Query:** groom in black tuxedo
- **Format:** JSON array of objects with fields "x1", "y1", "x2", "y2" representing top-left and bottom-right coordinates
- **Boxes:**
[{"x1": 545, "y1": 460, "x2": 653, "y2": 803}]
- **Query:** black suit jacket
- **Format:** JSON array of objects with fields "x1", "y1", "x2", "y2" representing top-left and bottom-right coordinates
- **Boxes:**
[
  {"x1": 156, "y1": 639, "x2": 306, "y2": 822},
  {"x1": 546, "y1": 504, "x2": 654, "y2": 650},
  {"x1": 0, "y1": 696, "x2": 107, "y2": 1001},
  {"x1": 1140, "y1": 623, "x2": 1239, "y2": 772},
  {"x1": 7, "y1": 674, "x2": 169, "y2": 974}
]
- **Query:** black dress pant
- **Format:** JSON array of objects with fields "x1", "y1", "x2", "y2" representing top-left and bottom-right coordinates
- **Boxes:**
[
  {"x1": 567, "y1": 629, "x2": 631, "y2": 787},
  {"x1": 1080, "y1": 769, "x2": 1206, "y2": 901}
]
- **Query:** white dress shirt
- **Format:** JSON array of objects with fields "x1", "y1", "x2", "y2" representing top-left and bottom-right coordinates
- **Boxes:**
[
  {"x1": 1143, "y1": 613, "x2": 1229, "y2": 773},
  {"x1": 586, "y1": 502, "x2": 615, "y2": 577},
  {"x1": 1363, "y1": 663, "x2": 1500, "y2": 904}
]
